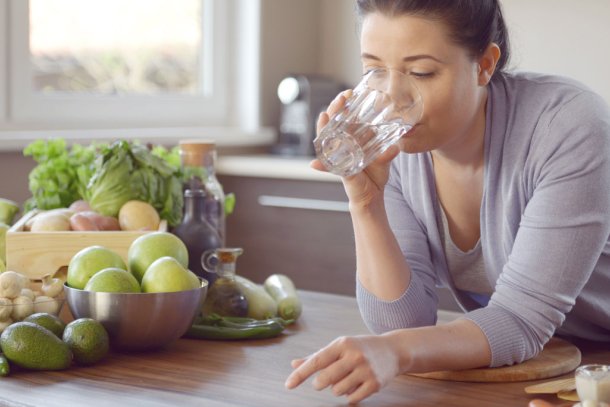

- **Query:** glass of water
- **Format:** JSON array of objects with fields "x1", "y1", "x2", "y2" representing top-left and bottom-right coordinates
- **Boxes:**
[{"x1": 313, "y1": 68, "x2": 423, "y2": 177}]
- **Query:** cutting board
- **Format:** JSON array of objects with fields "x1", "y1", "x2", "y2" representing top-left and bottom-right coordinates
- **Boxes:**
[{"x1": 410, "y1": 337, "x2": 581, "y2": 382}]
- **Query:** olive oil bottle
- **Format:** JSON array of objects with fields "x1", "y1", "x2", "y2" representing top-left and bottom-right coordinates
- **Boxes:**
[{"x1": 201, "y1": 248, "x2": 248, "y2": 317}]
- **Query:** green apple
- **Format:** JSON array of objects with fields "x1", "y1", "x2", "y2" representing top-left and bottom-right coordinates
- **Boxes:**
[
  {"x1": 128, "y1": 232, "x2": 188, "y2": 283},
  {"x1": 0, "y1": 198, "x2": 19, "y2": 225},
  {"x1": 0, "y1": 222, "x2": 8, "y2": 264},
  {"x1": 141, "y1": 256, "x2": 200, "y2": 293},
  {"x1": 84, "y1": 267, "x2": 141, "y2": 293},
  {"x1": 67, "y1": 246, "x2": 127, "y2": 289}
]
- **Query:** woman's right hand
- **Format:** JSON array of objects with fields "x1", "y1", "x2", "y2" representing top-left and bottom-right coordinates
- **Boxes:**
[{"x1": 312, "y1": 90, "x2": 400, "y2": 210}]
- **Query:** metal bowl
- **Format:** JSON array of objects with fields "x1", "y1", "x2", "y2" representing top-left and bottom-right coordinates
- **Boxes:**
[{"x1": 64, "y1": 280, "x2": 208, "y2": 351}]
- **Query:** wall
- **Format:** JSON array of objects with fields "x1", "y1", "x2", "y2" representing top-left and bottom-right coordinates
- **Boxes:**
[
  {"x1": 315, "y1": 0, "x2": 610, "y2": 104},
  {"x1": 502, "y1": 0, "x2": 610, "y2": 104}
]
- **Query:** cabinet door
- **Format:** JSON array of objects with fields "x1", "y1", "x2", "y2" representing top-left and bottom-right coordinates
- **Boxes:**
[{"x1": 219, "y1": 175, "x2": 357, "y2": 296}]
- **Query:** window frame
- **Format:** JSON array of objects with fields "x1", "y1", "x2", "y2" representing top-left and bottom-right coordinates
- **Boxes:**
[{"x1": 7, "y1": 0, "x2": 230, "y2": 128}]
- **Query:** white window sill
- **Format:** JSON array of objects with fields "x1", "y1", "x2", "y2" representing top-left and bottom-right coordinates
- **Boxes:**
[{"x1": 0, "y1": 126, "x2": 276, "y2": 152}]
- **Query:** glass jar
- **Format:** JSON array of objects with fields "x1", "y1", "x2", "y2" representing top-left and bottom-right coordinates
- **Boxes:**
[
  {"x1": 179, "y1": 140, "x2": 226, "y2": 245},
  {"x1": 172, "y1": 189, "x2": 222, "y2": 285}
]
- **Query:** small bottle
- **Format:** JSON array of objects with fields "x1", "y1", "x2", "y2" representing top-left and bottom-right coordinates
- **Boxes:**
[
  {"x1": 179, "y1": 140, "x2": 226, "y2": 245},
  {"x1": 172, "y1": 189, "x2": 222, "y2": 285},
  {"x1": 201, "y1": 248, "x2": 248, "y2": 317}
]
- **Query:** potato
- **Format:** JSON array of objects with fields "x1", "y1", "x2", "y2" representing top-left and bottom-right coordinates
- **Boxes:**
[
  {"x1": 119, "y1": 200, "x2": 160, "y2": 231},
  {"x1": 70, "y1": 211, "x2": 120, "y2": 231},
  {"x1": 69, "y1": 200, "x2": 92, "y2": 213},
  {"x1": 30, "y1": 212, "x2": 72, "y2": 232},
  {"x1": 70, "y1": 212, "x2": 100, "y2": 231}
]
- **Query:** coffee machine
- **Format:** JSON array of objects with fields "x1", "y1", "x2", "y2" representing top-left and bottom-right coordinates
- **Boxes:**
[{"x1": 273, "y1": 74, "x2": 343, "y2": 156}]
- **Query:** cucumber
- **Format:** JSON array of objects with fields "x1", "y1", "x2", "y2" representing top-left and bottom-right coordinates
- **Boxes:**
[
  {"x1": 233, "y1": 275, "x2": 278, "y2": 320},
  {"x1": 263, "y1": 274, "x2": 302, "y2": 321}
]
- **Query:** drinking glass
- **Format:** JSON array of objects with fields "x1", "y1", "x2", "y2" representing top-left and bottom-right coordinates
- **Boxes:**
[{"x1": 313, "y1": 68, "x2": 423, "y2": 177}]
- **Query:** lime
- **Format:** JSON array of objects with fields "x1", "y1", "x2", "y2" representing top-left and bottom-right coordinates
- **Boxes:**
[
  {"x1": 128, "y1": 232, "x2": 188, "y2": 283},
  {"x1": 67, "y1": 246, "x2": 127, "y2": 289},
  {"x1": 141, "y1": 256, "x2": 199, "y2": 293},
  {"x1": 84, "y1": 267, "x2": 141, "y2": 293},
  {"x1": 24, "y1": 312, "x2": 66, "y2": 338},
  {"x1": 62, "y1": 318, "x2": 109, "y2": 366}
]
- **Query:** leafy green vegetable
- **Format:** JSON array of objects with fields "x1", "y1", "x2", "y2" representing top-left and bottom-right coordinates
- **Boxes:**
[
  {"x1": 24, "y1": 138, "x2": 232, "y2": 226},
  {"x1": 23, "y1": 139, "x2": 100, "y2": 211},
  {"x1": 85, "y1": 141, "x2": 184, "y2": 226},
  {"x1": 85, "y1": 141, "x2": 134, "y2": 217},
  {"x1": 151, "y1": 144, "x2": 236, "y2": 216}
]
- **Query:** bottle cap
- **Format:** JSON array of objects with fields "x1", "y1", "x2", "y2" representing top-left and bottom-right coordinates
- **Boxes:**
[{"x1": 179, "y1": 140, "x2": 217, "y2": 167}]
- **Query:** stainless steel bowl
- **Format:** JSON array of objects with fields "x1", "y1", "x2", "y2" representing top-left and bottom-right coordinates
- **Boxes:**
[{"x1": 64, "y1": 280, "x2": 208, "y2": 351}]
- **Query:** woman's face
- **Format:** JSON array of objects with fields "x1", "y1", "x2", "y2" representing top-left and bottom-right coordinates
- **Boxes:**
[{"x1": 360, "y1": 12, "x2": 489, "y2": 154}]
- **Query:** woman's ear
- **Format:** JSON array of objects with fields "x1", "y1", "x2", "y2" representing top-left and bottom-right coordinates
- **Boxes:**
[{"x1": 477, "y1": 43, "x2": 501, "y2": 85}]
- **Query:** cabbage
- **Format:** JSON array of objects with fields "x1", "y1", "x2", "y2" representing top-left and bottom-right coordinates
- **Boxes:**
[{"x1": 85, "y1": 141, "x2": 183, "y2": 226}]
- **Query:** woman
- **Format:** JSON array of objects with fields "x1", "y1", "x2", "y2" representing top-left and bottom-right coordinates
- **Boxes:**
[{"x1": 285, "y1": 0, "x2": 610, "y2": 403}]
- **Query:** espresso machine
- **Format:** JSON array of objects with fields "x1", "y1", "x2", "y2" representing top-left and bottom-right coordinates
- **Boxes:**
[{"x1": 273, "y1": 74, "x2": 344, "y2": 156}]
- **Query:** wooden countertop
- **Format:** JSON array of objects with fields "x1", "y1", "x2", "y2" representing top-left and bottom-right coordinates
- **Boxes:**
[
  {"x1": 217, "y1": 155, "x2": 342, "y2": 183},
  {"x1": 0, "y1": 290, "x2": 608, "y2": 407}
]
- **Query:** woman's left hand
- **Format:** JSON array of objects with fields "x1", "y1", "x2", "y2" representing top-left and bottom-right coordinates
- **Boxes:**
[{"x1": 285, "y1": 334, "x2": 401, "y2": 403}]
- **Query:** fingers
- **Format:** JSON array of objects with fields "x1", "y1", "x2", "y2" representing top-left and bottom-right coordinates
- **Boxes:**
[
  {"x1": 311, "y1": 357, "x2": 354, "y2": 391},
  {"x1": 285, "y1": 346, "x2": 340, "y2": 389},
  {"x1": 346, "y1": 380, "x2": 380, "y2": 404},
  {"x1": 317, "y1": 89, "x2": 353, "y2": 133},
  {"x1": 309, "y1": 159, "x2": 328, "y2": 172},
  {"x1": 290, "y1": 358, "x2": 306, "y2": 369},
  {"x1": 377, "y1": 144, "x2": 400, "y2": 164}
]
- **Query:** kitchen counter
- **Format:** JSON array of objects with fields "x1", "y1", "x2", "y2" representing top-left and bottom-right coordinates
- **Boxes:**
[
  {"x1": 217, "y1": 154, "x2": 342, "y2": 183},
  {"x1": 0, "y1": 291, "x2": 607, "y2": 407}
]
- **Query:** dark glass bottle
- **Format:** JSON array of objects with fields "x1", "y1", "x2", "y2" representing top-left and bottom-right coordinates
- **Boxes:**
[
  {"x1": 172, "y1": 189, "x2": 222, "y2": 285},
  {"x1": 179, "y1": 140, "x2": 226, "y2": 246}
]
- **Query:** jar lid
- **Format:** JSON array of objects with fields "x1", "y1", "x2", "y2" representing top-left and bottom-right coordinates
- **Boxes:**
[
  {"x1": 179, "y1": 139, "x2": 216, "y2": 166},
  {"x1": 179, "y1": 139, "x2": 216, "y2": 151}
]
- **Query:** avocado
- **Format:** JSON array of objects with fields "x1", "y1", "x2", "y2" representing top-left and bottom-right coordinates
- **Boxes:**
[
  {"x1": 24, "y1": 313, "x2": 67, "y2": 338},
  {"x1": 63, "y1": 318, "x2": 109, "y2": 366},
  {"x1": 0, "y1": 322, "x2": 72, "y2": 370}
]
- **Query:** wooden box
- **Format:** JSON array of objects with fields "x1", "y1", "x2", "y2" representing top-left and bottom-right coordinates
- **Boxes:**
[{"x1": 6, "y1": 210, "x2": 167, "y2": 281}]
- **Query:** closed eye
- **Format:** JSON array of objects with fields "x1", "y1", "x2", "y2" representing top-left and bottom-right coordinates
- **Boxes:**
[{"x1": 411, "y1": 72, "x2": 435, "y2": 78}]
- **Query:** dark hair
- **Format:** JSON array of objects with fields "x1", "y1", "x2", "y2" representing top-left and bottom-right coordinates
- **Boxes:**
[{"x1": 355, "y1": 0, "x2": 510, "y2": 73}]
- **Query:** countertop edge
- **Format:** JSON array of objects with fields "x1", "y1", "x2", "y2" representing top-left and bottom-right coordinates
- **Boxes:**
[{"x1": 217, "y1": 155, "x2": 343, "y2": 183}]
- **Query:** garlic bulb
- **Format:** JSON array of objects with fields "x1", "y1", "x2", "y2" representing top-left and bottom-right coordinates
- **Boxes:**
[
  {"x1": 11, "y1": 296, "x2": 34, "y2": 320},
  {"x1": 33, "y1": 296, "x2": 60, "y2": 315},
  {"x1": 41, "y1": 274, "x2": 64, "y2": 298},
  {"x1": 0, "y1": 298, "x2": 12, "y2": 321},
  {"x1": 20, "y1": 288, "x2": 35, "y2": 301},
  {"x1": 0, "y1": 271, "x2": 26, "y2": 299}
]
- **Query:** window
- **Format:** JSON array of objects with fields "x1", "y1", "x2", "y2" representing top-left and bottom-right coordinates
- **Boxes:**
[{"x1": 7, "y1": 0, "x2": 230, "y2": 127}]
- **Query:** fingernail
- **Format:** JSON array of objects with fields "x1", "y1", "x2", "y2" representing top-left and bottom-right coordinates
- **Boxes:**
[{"x1": 285, "y1": 378, "x2": 295, "y2": 389}]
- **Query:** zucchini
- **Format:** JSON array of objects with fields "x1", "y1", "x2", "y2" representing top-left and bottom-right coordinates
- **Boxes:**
[
  {"x1": 184, "y1": 318, "x2": 287, "y2": 341},
  {"x1": 233, "y1": 275, "x2": 278, "y2": 320},
  {"x1": 264, "y1": 274, "x2": 302, "y2": 321}
]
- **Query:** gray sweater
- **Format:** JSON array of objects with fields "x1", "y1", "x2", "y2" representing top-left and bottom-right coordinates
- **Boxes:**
[{"x1": 356, "y1": 71, "x2": 610, "y2": 367}]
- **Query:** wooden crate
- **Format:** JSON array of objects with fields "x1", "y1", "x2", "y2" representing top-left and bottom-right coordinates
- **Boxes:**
[{"x1": 6, "y1": 210, "x2": 167, "y2": 280}]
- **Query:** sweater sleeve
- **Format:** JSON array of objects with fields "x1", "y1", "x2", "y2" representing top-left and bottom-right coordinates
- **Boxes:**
[
  {"x1": 356, "y1": 158, "x2": 439, "y2": 334},
  {"x1": 464, "y1": 91, "x2": 610, "y2": 367}
]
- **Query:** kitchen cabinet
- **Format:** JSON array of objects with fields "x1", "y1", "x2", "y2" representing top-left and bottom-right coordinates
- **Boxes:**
[
  {"x1": 218, "y1": 174, "x2": 357, "y2": 296},
  {"x1": 218, "y1": 169, "x2": 461, "y2": 311}
]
